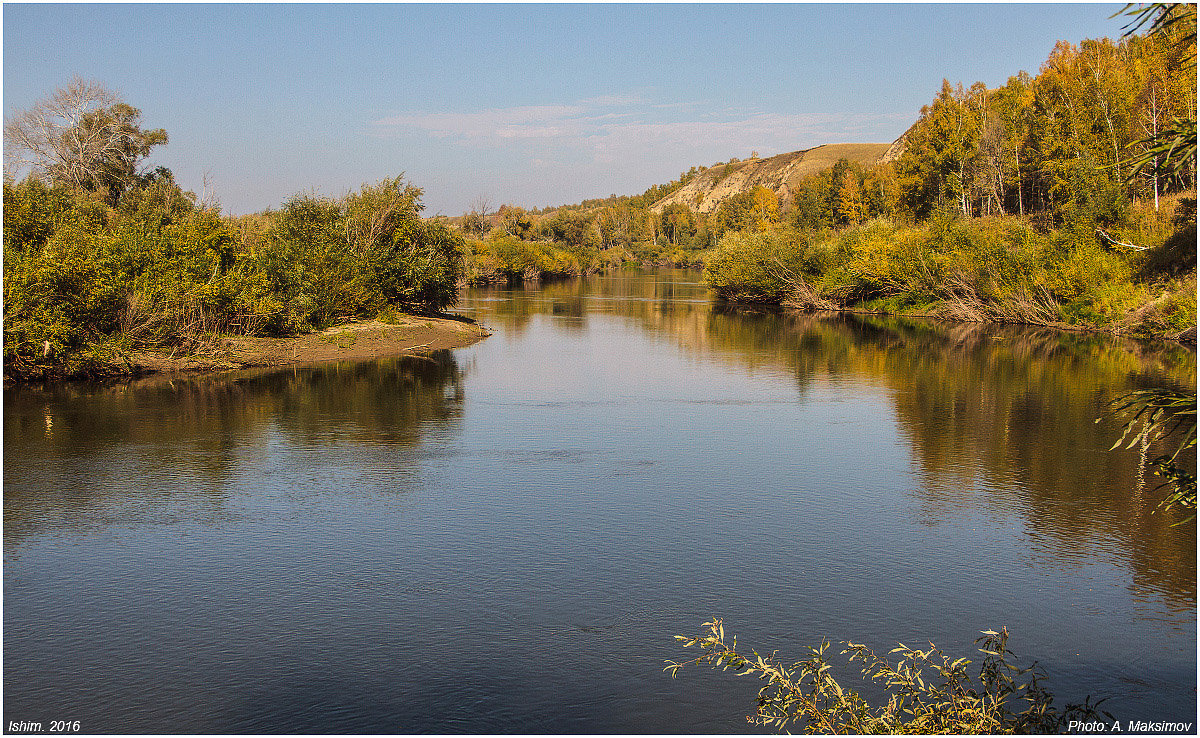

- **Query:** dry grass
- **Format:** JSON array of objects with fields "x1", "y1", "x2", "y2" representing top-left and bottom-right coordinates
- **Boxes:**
[
  {"x1": 936, "y1": 276, "x2": 1061, "y2": 326},
  {"x1": 652, "y1": 143, "x2": 892, "y2": 215}
]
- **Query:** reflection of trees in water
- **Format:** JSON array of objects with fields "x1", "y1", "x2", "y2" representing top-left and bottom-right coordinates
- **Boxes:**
[
  {"x1": 867, "y1": 321, "x2": 1196, "y2": 612},
  {"x1": 505, "y1": 271, "x2": 1196, "y2": 608},
  {"x1": 857, "y1": 323, "x2": 1189, "y2": 596},
  {"x1": 688, "y1": 308, "x2": 1196, "y2": 609},
  {"x1": 253, "y1": 352, "x2": 465, "y2": 445},
  {"x1": 464, "y1": 269, "x2": 710, "y2": 336},
  {"x1": 3, "y1": 352, "x2": 465, "y2": 543},
  {"x1": 465, "y1": 280, "x2": 589, "y2": 336}
]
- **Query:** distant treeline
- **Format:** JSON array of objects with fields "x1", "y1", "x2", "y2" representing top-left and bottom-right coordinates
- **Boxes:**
[
  {"x1": 464, "y1": 10, "x2": 1194, "y2": 251},
  {"x1": 706, "y1": 10, "x2": 1198, "y2": 336},
  {"x1": 457, "y1": 7, "x2": 1196, "y2": 336},
  {"x1": 3, "y1": 8, "x2": 1195, "y2": 379}
]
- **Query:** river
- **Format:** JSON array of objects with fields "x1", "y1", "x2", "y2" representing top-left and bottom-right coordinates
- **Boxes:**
[{"x1": 4, "y1": 269, "x2": 1195, "y2": 733}]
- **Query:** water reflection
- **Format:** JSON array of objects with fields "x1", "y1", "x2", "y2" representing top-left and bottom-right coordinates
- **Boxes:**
[
  {"x1": 5, "y1": 271, "x2": 1194, "y2": 731},
  {"x1": 4, "y1": 352, "x2": 464, "y2": 545},
  {"x1": 466, "y1": 273, "x2": 1196, "y2": 611}
]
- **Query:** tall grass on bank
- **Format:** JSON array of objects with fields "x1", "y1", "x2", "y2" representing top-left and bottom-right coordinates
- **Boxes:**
[
  {"x1": 702, "y1": 197, "x2": 1197, "y2": 337},
  {"x1": 3, "y1": 175, "x2": 464, "y2": 379}
]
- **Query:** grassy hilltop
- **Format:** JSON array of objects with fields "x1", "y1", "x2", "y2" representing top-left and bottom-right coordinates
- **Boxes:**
[{"x1": 648, "y1": 143, "x2": 894, "y2": 215}]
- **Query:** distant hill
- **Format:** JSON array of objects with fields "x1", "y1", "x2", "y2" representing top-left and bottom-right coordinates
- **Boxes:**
[{"x1": 650, "y1": 142, "x2": 896, "y2": 214}]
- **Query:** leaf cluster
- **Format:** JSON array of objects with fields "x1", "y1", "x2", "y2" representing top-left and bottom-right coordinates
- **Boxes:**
[
  {"x1": 1106, "y1": 387, "x2": 1197, "y2": 520},
  {"x1": 666, "y1": 619, "x2": 1111, "y2": 734}
]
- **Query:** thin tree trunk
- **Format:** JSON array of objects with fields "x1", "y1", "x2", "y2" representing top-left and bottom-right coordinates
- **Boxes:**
[
  {"x1": 1014, "y1": 144, "x2": 1024, "y2": 217},
  {"x1": 1151, "y1": 92, "x2": 1160, "y2": 212}
]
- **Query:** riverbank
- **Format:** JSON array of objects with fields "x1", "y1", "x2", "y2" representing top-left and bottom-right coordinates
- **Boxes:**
[
  {"x1": 7, "y1": 314, "x2": 490, "y2": 383},
  {"x1": 221, "y1": 314, "x2": 490, "y2": 368},
  {"x1": 4, "y1": 176, "x2": 471, "y2": 384},
  {"x1": 766, "y1": 301, "x2": 1199, "y2": 344},
  {"x1": 702, "y1": 207, "x2": 1198, "y2": 342}
]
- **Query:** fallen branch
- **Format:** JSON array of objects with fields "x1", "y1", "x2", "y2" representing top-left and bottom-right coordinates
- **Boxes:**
[{"x1": 1097, "y1": 228, "x2": 1148, "y2": 251}]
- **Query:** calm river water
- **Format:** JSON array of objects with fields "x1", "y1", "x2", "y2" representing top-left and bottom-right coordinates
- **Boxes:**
[{"x1": 4, "y1": 270, "x2": 1196, "y2": 733}]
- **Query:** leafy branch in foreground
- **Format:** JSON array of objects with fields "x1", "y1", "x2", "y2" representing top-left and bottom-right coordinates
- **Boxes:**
[
  {"x1": 1114, "y1": 3, "x2": 1197, "y2": 184},
  {"x1": 1125, "y1": 118, "x2": 1197, "y2": 184},
  {"x1": 665, "y1": 620, "x2": 1109, "y2": 734},
  {"x1": 1115, "y1": 3, "x2": 1196, "y2": 53},
  {"x1": 1106, "y1": 388, "x2": 1197, "y2": 521}
]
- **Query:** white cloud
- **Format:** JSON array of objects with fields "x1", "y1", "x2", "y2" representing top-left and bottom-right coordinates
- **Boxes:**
[
  {"x1": 370, "y1": 98, "x2": 911, "y2": 205},
  {"x1": 575, "y1": 93, "x2": 646, "y2": 107},
  {"x1": 372, "y1": 97, "x2": 907, "y2": 152},
  {"x1": 373, "y1": 104, "x2": 587, "y2": 140}
]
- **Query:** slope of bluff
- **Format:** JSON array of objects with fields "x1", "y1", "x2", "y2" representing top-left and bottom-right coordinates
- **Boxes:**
[{"x1": 650, "y1": 142, "x2": 893, "y2": 214}]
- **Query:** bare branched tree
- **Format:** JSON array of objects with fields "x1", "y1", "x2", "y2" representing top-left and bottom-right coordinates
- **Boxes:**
[
  {"x1": 199, "y1": 170, "x2": 221, "y2": 212},
  {"x1": 4, "y1": 76, "x2": 168, "y2": 202},
  {"x1": 461, "y1": 194, "x2": 493, "y2": 237},
  {"x1": 5, "y1": 77, "x2": 115, "y2": 178},
  {"x1": 470, "y1": 194, "x2": 492, "y2": 218}
]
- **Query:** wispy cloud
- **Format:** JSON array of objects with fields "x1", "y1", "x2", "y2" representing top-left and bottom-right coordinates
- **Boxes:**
[
  {"x1": 374, "y1": 104, "x2": 588, "y2": 140},
  {"x1": 371, "y1": 98, "x2": 912, "y2": 213},
  {"x1": 371, "y1": 97, "x2": 907, "y2": 155}
]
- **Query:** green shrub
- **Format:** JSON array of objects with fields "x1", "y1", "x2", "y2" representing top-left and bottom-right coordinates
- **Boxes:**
[
  {"x1": 465, "y1": 233, "x2": 590, "y2": 285},
  {"x1": 699, "y1": 208, "x2": 1184, "y2": 335},
  {"x1": 3, "y1": 173, "x2": 465, "y2": 378},
  {"x1": 702, "y1": 229, "x2": 807, "y2": 302},
  {"x1": 375, "y1": 220, "x2": 463, "y2": 312}
]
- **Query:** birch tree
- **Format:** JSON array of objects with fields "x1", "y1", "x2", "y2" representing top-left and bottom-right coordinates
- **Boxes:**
[{"x1": 4, "y1": 77, "x2": 168, "y2": 204}]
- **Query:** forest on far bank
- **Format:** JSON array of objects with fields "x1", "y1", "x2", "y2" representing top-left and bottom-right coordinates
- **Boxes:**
[
  {"x1": 455, "y1": 5, "x2": 1195, "y2": 340},
  {"x1": 2, "y1": 4, "x2": 1196, "y2": 381}
]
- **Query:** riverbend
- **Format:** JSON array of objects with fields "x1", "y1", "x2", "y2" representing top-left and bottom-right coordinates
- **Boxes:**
[{"x1": 4, "y1": 270, "x2": 1194, "y2": 732}]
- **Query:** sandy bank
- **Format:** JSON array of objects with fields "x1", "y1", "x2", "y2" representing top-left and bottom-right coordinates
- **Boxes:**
[{"x1": 124, "y1": 314, "x2": 490, "y2": 376}]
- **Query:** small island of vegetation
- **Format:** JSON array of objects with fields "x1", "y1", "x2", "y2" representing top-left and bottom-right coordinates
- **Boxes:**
[{"x1": 4, "y1": 80, "x2": 478, "y2": 381}]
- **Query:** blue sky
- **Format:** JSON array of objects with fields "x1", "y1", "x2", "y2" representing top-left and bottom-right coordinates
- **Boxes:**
[{"x1": 4, "y1": 3, "x2": 1125, "y2": 215}]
